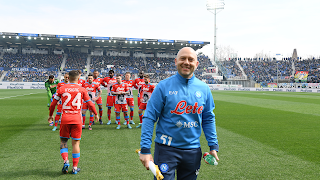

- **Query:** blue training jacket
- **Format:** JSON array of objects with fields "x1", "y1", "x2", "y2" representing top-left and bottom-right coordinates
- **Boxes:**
[{"x1": 140, "y1": 73, "x2": 219, "y2": 154}]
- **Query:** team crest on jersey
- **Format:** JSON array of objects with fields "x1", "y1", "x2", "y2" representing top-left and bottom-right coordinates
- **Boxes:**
[
  {"x1": 195, "y1": 91, "x2": 202, "y2": 98},
  {"x1": 92, "y1": 85, "x2": 94, "y2": 87},
  {"x1": 160, "y1": 163, "x2": 169, "y2": 173}
]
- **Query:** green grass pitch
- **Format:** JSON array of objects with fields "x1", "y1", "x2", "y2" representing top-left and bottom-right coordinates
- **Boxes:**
[{"x1": 0, "y1": 89, "x2": 319, "y2": 179}]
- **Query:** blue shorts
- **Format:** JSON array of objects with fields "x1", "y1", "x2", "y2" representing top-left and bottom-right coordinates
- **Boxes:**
[{"x1": 154, "y1": 143, "x2": 202, "y2": 180}]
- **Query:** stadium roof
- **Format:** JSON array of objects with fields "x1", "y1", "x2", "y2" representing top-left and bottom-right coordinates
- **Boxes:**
[{"x1": 0, "y1": 32, "x2": 209, "y2": 54}]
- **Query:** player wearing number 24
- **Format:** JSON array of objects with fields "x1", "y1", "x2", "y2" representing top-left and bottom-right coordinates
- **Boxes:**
[
  {"x1": 48, "y1": 70, "x2": 99, "y2": 174},
  {"x1": 139, "y1": 47, "x2": 219, "y2": 180}
]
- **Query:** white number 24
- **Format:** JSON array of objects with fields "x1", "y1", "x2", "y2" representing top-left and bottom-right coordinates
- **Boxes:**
[
  {"x1": 62, "y1": 92, "x2": 82, "y2": 109},
  {"x1": 160, "y1": 134, "x2": 172, "y2": 146}
]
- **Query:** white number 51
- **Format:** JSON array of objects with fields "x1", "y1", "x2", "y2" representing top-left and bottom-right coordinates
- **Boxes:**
[{"x1": 160, "y1": 134, "x2": 172, "y2": 146}]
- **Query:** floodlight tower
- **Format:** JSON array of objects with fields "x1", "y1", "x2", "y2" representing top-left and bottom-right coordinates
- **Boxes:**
[{"x1": 206, "y1": 0, "x2": 225, "y2": 62}]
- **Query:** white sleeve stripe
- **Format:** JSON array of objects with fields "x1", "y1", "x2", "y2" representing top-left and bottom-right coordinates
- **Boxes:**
[{"x1": 54, "y1": 95, "x2": 60, "y2": 101}]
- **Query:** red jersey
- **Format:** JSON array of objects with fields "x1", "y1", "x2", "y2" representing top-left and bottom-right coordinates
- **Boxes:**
[
  {"x1": 55, "y1": 81, "x2": 68, "y2": 104},
  {"x1": 134, "y1": 78, "x2": 145, "y2": 97},
  {"x1": 57, "y1": 81, "x2": 67, "y2": 90},
  {"x1": 52, "y1": 83, "x2": 93, "y2": 124},
  {"x1": 140, "y1": 83, "x2": 155, "y2": 104},
  {"x1": 82, "y1": 82, "x2": 101, "y2": 101},
  {"x1": 78, "y1": 79, "x2": 85, "y2": 86},
  {"x1": 102, "y1": 76, "x2": 117, "y2": 96},
  {"x1": 111, "y1": 82, "x2": 128, "y2": 104},
  {"x1": 93, "y1": 77, "x2": 104, "y2": 86},
  {"x1": 122, "y1": 79, "x2": 134, "y2": 99}
]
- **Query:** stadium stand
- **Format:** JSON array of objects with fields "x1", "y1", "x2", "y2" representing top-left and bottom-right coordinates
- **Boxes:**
[
  {"x1": 294, "y1": 58, "x2": 320, "y2": 83},
  {"x1": 64, "y1": 52, "x2": 88, "y2": 70},
  {"x1": 1, "y1": 49, "x2": 319, "y2": 84},
  {"x1": 238, "y1": 59, "x2": 293, "y2": 83},
  {"x1": 0, "y1": 53, "x2": 62, "y2": 69},
  {"x1": 221, "y1": 58, "x2": 243, "y2": 78},
  {"x1": 2, "y1": 70, "x2": 58, "y2": 82},
  {"x1": 223, "y1": 57, "x2": 320, "y2": 84},
  {"x1": 1, "y1": 31, "x2": 318, "y2": 85},
  {"x1": 0, "y1": 52, "x2": 63, "y2": 82}
]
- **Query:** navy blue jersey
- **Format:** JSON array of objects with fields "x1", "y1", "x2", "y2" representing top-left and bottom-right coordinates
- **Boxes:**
[{"x1": 140, "y1": 73, "x2": 219, "y2": 154}]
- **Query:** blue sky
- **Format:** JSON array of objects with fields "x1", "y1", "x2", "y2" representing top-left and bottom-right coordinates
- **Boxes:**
[{"x1": 1, "y1": 0, "x2": 319, "y2": 58}]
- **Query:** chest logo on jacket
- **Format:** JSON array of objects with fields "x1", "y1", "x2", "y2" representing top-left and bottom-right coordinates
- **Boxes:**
[
  {"x1": 169, "y1": 91, "x2": 178, "y2": 95},
  {"x1": 170, "y1": 100, "x2": 203, "y2": 115}
]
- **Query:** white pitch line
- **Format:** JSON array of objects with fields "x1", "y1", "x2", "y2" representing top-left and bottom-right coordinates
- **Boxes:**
[{"x1": 0, "y1": 92, "x2": 42, "y2": 100}]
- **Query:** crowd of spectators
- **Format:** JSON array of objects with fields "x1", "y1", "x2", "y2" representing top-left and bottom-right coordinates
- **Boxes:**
[
  {"x1": 91, "y1": 54, "x2": 218, "y2": 84},
  {"x1": 238, "y1": 59, "x2": 293, "y2": 83},
  {"x1": 3, "y1": 50, "x2": 318, "y2": 84},
  {"x1": 294, "y1": 59, "x2": 320, "y2": 83},
  {"x1": 149, "y1": 73, "x2": 173, "y2": 83},
  {"x1": 92, "y1": 54, "x2": 218, "y2": 84},
  {"x1": 91, "y1": 55, "x2": 142, "y2": 74},
  {"x1": 146, "y1": 57, "x2": 176, "y2": 73},
  {"x1": 65, "y1": 53, "x2": 88, "y2": 70},
  {"x1": 143, "y1": 55, "x2": 219, "y2": 83},
  {"x1": 197, "y1": 55, "x2": 214, "y2": 73},
  {"x1": 202, "y1": 75, "x2": 222, "y2": 84},
  {"x1": 2, "y1": 70, "x2": 58, "y2": 82},
  {"x1": 0, "y1": 53, "x2": 62, "y2": 70},
  {"x1": 221, "y1": 58, "x2": 243, "y2": 77},
  {"x1": 0, "y1": 52, "x2": 63, "y2": 82},
  {"x1": 222, "y1": 58, "x2": 320, "y2": 84}
]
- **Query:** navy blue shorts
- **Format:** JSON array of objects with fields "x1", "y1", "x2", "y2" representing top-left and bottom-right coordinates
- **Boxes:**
[{"x1": 154, "y1": 143, "x2": 202, "y2": 180}]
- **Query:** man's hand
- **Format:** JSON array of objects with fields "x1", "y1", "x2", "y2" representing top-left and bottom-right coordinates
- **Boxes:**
[
  {"x1": 48, "y1": 116, "x2": 53, "y2": 124},
  {"x1": 92, "y1": 97, "x2": 98, "y2": 101},
  {"x1": 95, "y1": 114, "x2": 100, "y2": 121},
  {"x1": 209, "y1": 150, "x2": 219, "y2": 161},
  {"x1": 140, "y1": 154, "x2": 154, "y2": 170}
]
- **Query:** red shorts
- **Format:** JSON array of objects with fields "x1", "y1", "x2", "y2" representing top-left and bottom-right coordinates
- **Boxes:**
[
  {"x1": 126, "y1": 98, "x2": 134, "y2": 107},
  {"x1": 106, "y1": 96, "x2": 115, "y2": 107},
  {"x1": 114, "y1": 104, "x2": 128, "y2": 113},
  {"x1": 137, "y1": 97, "x2": 142, "y2": 107},
  {"x1": 139, "y1": 103, "x2": 147, "y2": 110},
  {"x1": 82, "y1": 102, "x2": 90, "y2": 110},
  {"x1": 95, "y1": 96, "x2": 102, "y2": 105},
  {"x1": 60, "y1": 124, "x2": 82, "y2": 140}
]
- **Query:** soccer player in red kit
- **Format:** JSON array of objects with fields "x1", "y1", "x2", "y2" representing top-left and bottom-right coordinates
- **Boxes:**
[
  {"x1": 48, "y1": 70, "x2": 99, "y2": 174},
  {"x1": 136, "y1": 74, "x2": 155, "y2": 128},
  {"x1": 134, "y1": 71, "x2": 145, "y2": 108},
  {"x1": 102, "y1": 70, "x2": 117, "y2": 125},
  {"x1": 52, "y1": 73, "x2": 69, "y2": 131},
  {"x1": 92, "y1": 70, "x2": 104, "y2": 124},
  {"x1": 111, "y1": 74, "x2": 131, "y2": 129},
  {"x1": 82, "y1": 74, "x2": 102, "y2": 130},
  {"x1": 77, "y1": 70, "x2": 85, "y2": 86},
  {"x1": 122, "y1": 72, "x2": 135, "y2": 125}
]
